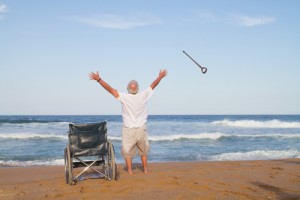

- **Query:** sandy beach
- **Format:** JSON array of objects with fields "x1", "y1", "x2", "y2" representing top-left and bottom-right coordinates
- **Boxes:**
[{"x1": 0, "y1": 159, "x2": 299, "y2": 200}]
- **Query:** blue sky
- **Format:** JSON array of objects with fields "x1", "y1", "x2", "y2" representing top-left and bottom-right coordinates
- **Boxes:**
[{"x1": 1, "y1": 0, "x2": 299, "y2": 115}]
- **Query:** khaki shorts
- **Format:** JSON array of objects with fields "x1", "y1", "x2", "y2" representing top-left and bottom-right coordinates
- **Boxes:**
[{"x1": 121, "y1": 124, "x2": 150, "y2": 159}]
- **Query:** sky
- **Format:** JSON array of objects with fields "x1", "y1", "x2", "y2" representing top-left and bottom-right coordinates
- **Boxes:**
[{"x1": 0, "y1": 0, "x2": 300, "y2": 115}]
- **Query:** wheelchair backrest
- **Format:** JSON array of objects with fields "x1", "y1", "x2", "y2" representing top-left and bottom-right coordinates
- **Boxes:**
[{"x1": 68, "y1": 121, "x2": 108, "y2": 156}]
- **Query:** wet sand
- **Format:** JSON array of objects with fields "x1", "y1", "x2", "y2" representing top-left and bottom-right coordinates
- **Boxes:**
[{"x1": 0, "y1": 159, "x2": 299, "y2": 200}]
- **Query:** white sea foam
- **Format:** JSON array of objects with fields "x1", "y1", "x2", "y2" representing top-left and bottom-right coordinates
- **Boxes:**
[
  {"x1": 2, "y1": 132, "x2": 299, "y2": 141},
  {"x1": 0, "y1": 159, "x2": 65, "y2": 167},
  {"x1": 0, "y1": 158, "x2": 126, "y2": 167},
  {"x1": 0, "y1": 122, "x2": 69, "y2": 130},
  {"x1": 212, "y1": 119, "x2": 300, "y2": 128},
  {"x1": 0, "y1": 133, "x2": 67, "y2": 140},
  {"x1": 107, "y1": 133, "x2": 225, "y2": 142},
  {"x1": 209, "y1": 149, "x2": 300, "y2": 161},
  {"x1": 233, "y1": 133, "x2": 300, "y2": 139},
  {"x1": 110, "y1": 133, "x2": 300, "y2": 142},
  {"x1": 148, "y1": 132, "x2": 225, "y2": 141},
  {"x1": 108, "y1": 136, "x2": 122, "y2": 141},
  {"x1": 1, "y1": 121, "x2": 69, "y2": 126}
]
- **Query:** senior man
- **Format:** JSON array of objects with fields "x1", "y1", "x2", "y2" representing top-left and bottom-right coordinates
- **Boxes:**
[{"x1": 89, "y1": 69, "x2": 167, "y2": 174}]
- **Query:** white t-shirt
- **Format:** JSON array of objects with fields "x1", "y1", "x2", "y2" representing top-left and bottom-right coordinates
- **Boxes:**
[{"x1": 117, "y1": 87, "x2": 153, "y2": 128}]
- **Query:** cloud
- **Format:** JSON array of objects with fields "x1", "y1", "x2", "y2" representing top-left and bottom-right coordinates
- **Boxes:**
[
  {"x1": 0, "y1": 3, "x2": 7, "y2": 13},
  {"x1": 188, "y1": 10, "x2": 276, "y2": 27},
  {"x1": 0, "y1": 3, "x2": 7, "y2": 20},
  {"x1": 69, "y1": 13, "x2": 162, "y2": 29},
  {"x1": 231, "y1": 15, "x2": 276, "y2": 27}
]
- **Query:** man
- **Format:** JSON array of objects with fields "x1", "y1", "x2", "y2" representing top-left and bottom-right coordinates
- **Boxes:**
[{"x1": 89, "y1": 69, "x2": 168, "y2": 174}]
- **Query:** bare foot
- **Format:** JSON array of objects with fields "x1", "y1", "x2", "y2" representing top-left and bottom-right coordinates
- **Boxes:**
[
  {"x1": 127, "y1": 170, "x2": 133, "y2": 175},
  {"x1": 144, "y1": 169, "x2": 149, "y2": 174}
]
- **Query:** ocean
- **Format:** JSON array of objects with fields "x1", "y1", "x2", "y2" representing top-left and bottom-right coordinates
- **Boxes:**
[{"x1": 0, "y1": 115, "x2": 300, "y2": 167}]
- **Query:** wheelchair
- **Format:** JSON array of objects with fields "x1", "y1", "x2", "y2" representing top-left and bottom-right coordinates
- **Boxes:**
[{"x1": 64, "y1": 121, "x2": 117, "y2": 185}]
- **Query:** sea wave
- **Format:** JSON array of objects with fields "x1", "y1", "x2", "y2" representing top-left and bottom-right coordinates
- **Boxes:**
[
  {"x1": 0, "y1": 122, "x2": 69, "y2": 128},
  {"x1": 0, "y1": 159, "x2": 65, "y2": 167},
  {"x1": 212, "y1": 119, "x2": 300, "y2": 128},
  {"x1": 0, "y1": 133, "x2": 67, "y2": 140},
  {"x1": 209, "y1": 149, "x2": 300, "y2": 161},
  {"x1": 149, "y1": 133, "x2": 225, "y2": 141},
  {"x1": 0, "y1": 158, "x2": 126, "y2": 167},
  {"x1": 0, "y1": 119, "x2": 68, "y2": 124},
  {"x1": 2, "y1": 132, "x2": 299, "y2": 141},
  {"x1": 108, "y1": 133, "x2": 226, "y2": 142},
  {"x1": 109, "y1": 133, "x2": 300, "y2": 141}
]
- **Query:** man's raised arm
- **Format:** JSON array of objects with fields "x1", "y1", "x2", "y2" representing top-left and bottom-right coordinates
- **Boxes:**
[
  {"x1": 150, "y1": 69, "x2": 168, "y2": 90},
  {"x1": 89, "y1": 71, "x2": 119, "y2": 98}
]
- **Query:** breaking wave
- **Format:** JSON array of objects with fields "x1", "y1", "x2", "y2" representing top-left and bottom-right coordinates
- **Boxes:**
[
  {"x1": 108, "y1": 132, "x2": 300, "y2": 142},
  {"x1": 0, "y1": 159, "x2": 65, "y2": 167},
  {"x1": 0, "y1": 133, "x2": 67, "y2": 140},
  {"x1": 212, "y1": 119, "x2": 300, "y2": 128},
  {"x1": 209, "y1": 149, "x2": 300, "y2": 161}
]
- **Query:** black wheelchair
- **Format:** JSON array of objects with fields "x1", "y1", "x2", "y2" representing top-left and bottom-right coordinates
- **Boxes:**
[{"x1": 64, "y1": 121, "x2": 117, "y2": 185}]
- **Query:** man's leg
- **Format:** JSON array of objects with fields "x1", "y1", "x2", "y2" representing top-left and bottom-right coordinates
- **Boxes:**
[
  {"x1": 137, "y1": 125, "x2": 149, "y2": 174},
  {"x1": 125, "y1": 157, "x2": 133, "y2": 175},
  {"x1": 122, "y1": 126, "x2": 134, "y2": 175},
  {"x1": 141, "y1": 155, "x2": 148, "y2": 173}
]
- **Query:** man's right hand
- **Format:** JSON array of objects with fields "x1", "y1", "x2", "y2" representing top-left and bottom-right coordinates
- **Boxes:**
[
  {"x1": 159, "y1": 69, "x2": 168, "y2": 78},
  {"x1": 150, "y1": 69, "x2": 168, "y2": 90}
]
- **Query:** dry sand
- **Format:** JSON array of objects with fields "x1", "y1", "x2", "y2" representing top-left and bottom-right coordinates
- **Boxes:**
[{"x1": 0, "y1": 159, "x2": 300, "y2": 200}]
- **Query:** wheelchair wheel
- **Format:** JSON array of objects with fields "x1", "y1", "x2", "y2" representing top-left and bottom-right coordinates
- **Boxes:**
[
  {"x1": 64, "y1": 146, "x2": 73, "y2": 185},
  {"x1": 105, "y1": 142, "x2": 117, "y2": 180}
]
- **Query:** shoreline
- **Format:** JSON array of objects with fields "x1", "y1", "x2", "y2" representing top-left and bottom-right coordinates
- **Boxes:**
[{"x1": 0, "y1": 159, "x2": 300, "y2": 199}]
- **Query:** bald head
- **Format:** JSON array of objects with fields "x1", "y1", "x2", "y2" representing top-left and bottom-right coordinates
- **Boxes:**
[{"x1": 127, "y1": 80, "x2": 139, "y2": 94}]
